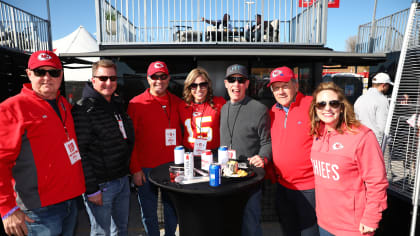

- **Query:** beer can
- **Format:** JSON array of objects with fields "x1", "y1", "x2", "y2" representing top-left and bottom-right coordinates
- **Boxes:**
[
  {"x1": 218, "y1": 146, "x2": 229, "y2": 166},
  {"x1": 201, "y1": 150, "x2": 213, "y2": 171},
  {"x1": 184, "y1": 152, "x2": 194, "y2": 179},
  {"x1": 209, "y1": 163, "x2": 221, "y2": 187},
  {"x1": 174, "y1": 146, "x2": 185, "y2": 164}
]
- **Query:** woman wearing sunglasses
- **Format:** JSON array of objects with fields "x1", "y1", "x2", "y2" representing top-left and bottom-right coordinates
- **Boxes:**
[
  {"x1": 179, "y1": 68, "x2": 226, "y2": 155},
  {"x1": 309, "y1": 82, "x2": 388, "y2": 236}
]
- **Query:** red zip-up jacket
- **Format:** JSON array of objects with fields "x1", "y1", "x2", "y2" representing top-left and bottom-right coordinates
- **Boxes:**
[
  {"x1": 128, "y1": 89, "x2": 182, "y2": 173},
  {"x1": 311, "y1": 125, "x2": 388, "y2": 235},
  {"x1": 270, "y1": 92, "x2": 315, "y2": 190},
  {"x1": 0, "y1": 84, "x2": 85, "y2": 217}
]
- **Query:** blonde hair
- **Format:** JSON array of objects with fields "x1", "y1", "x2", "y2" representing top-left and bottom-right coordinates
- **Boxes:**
[
  {"x1": 182, "y1": 68, "x2": 215, "y2": 108},
  {"x1": 309, "y1": 82, "x2": 360, "y2": 137}
]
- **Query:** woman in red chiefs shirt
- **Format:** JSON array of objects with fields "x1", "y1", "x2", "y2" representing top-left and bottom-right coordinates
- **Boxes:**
[
  {"x1": 309, "y1": 82, "x2": 388, "y2": 236},
  {"x1": 179, "y1": 68, "x2": 226, "y2": 155}
]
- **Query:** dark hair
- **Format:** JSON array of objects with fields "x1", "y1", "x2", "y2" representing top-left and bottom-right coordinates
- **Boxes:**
[{"x1": 309, "y1": 82, "x2": 360, "y2": 137}]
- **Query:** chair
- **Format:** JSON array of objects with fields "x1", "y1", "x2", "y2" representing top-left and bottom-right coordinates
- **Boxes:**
[
  {"x1": 263, "y1": 20, "x2": 279, "y2": 42},
  {"x1": 173, "y1": 25, "x2": 203, "y2": 42}
]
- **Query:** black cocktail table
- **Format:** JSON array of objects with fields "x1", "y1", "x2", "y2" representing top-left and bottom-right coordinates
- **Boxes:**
[{"x1": 148, "y1": 162, "x2": 265, "y2": 236}]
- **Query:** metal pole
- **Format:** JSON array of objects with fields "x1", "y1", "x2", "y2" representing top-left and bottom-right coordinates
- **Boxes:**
[
  {"x1": 368, "y1": 0, "x2": 378, "y2": 53},
  {"x1": 411, "y1": 133, "x2": 420, "y2": 236},
  {"x1": 46, "y1": 0, "x2": 52, "y2": 51},
  {"x1": 95, "y1": 0, "x2": 102, "y2": 44}
]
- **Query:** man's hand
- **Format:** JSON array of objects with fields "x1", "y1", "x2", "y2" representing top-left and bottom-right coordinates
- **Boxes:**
[
  {"x1": 133, "y1": 170, "x2": 146, "y2": 186},
  {"x1": 359, "y1": 223, "x2": 376, "y2": 234},
  {"x1": 248, "y1": 155, "x2": 265, "y2": 168},
  {"x1": 88, "y1": 192, "x2": 103, "y2": 206},
  {"x1": 3, "y1": 210, "x2": 34, "y2": 236}
]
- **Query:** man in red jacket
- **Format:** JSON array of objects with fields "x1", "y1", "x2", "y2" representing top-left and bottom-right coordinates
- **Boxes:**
[
  {"x1": 128, "y1": 61, "x2": 181, "y2": 236},
  {"x1": 0, "y1": 50, "x2": 85, "y2": 236},
  {"x1": 268, "y1": 66, "x2": 319, "y2": 236}
]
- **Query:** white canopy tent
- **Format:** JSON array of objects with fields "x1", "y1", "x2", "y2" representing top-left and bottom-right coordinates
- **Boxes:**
[{"x1": 53, "y1": 25, "x2": 98, "y2": 81}]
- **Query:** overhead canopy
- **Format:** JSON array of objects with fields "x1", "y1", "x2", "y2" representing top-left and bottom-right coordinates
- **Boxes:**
[
  {"x1": 59, "y1": 44, "x2": 387, "y2": 67},
  {"x1": 53, "y1": 26, "x2": 99, "y2": 81}
]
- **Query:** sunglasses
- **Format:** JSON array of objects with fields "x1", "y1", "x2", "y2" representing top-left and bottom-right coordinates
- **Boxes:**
[
  {"x1": 94, "y1": 76, "x2": 118, "y2": 82},
  {"x1": 150, "y1": 74, "x2": 169, "y2": 80},
  {"x1": 315, "y1": 100, "x2": 342, "y2": 109},
  {"x1": 227, "y1": 76, "x2": 247, "y2": 84},
  {"x1": 190, "y1": 82, "x2": 209, "y2": 90},
  {"x1": 32, "y1": 68, "x2": 62, "y2": 78}
]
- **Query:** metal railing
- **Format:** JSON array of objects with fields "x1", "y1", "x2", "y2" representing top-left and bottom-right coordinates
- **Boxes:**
[
  {"x1": 356, "y1": 7, "x2": 410, "y2": 53},
  {"x1": 0, "y1": 0, "x2": 51, "y2": 53},
  {"x1": 96, "y1": 0, "x2": 328, "y2": 45}
]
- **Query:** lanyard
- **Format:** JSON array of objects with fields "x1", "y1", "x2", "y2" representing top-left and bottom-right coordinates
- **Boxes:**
[
  {"x1": 227, "y1": 102, "x2": 242, "y2": 149},
  {"x1": 190, "y1": 102, "x2": 207, "y2": 137},
  {"x1": 56, "y1": 97, "x2": 69, "y2": 140},
  {"x1": 152, "y1": 94, "x2": 172, "y2": 127}
]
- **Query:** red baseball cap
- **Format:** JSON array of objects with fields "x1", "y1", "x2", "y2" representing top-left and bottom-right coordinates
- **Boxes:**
[
  {"x1": 28, "y1": 50, "x2": 62, "y2": 70},
  {"x1": 267, "y1": 66, "x2": 296, "y2": 87},
  {"x1": 147, "y1": 61, "x2": 169, "y2": 76}
]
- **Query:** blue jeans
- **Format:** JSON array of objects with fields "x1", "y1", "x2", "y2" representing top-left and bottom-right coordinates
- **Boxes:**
[
  {"x1": 137, "y1": 168, "x2": 177, "y2": 236},
  {"x1": 23, "y1": 198, "x2": 78, "y2": 236},
  {"x1": 275, "y1": 183, "x2": 319, "y2": 236},
  {"x1": 84, "y1": 175, "x2": 130, "y2": 236},
  {"x1": 242, "y1": 188, "x2": 262, "y2": 236},
  {"x1": 319, "y1": 226, "x2": 335, "y2": 236}
]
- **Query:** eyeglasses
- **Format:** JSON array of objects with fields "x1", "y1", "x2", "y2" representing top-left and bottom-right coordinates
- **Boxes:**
[
  {"x1": 315, "y1": 100, "x2": 342, "y2": 109},
  {"x1": 32, "y1": 68, "x2": 62, "y2": 78},
  {"x1": 227, "y1": 76, "x2": 247, "y2": 84},
  {"x1": 94, "y1": 76, "x2": 118, "y2": 82},
  {"x1": 150, "y1": 74, "x2": 169, "y2": 80},
  {"x1": 189, "y1": 82, "x2": 209, "y2": 90}
]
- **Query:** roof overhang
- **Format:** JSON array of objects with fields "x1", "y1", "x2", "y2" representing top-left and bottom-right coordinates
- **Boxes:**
[{"x1": 59, "y1": 44, "x2": 387, "y2": 66}]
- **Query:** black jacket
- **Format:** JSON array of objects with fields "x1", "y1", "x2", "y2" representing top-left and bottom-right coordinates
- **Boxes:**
[{"x1": 72, "y1": 84, "x2": 135, "y2": 194}]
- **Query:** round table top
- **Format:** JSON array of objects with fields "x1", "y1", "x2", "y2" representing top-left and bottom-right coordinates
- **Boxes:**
[{"x1": 149, "y1": 162, "x2": 265, "y2": 196}]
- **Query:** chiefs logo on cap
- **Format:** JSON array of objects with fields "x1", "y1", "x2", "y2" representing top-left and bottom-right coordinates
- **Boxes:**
[
  {"x1": 272, "y1": 70, "x2": 283, "y2": 77},
  {"x1": 154, "y1": 63, "x2": 164, "y2": 68},
  {"x1": 37, "y1": 53, "x2": 52, "y2": 61}
]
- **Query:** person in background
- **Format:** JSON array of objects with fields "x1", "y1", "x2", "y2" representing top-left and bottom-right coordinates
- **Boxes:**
[
  {"x1": 220, "y1": 64, "x2": 272, "y2": 236},
  {"x1": 72, "y1": 59, "x2": 135, "y2": 235},
  {"x1": 268, "y1": 66, "x2": 319, "y2": 236},
  {"x1": 128, "y1": 61, "x2": 181, "y2": 236},
  {"x1": 179, "y1": 68, "x2": 226, "y2": 155},
  {"x1": 0, "y1": 50, "x2": 85, "y2": 236},
  {"x1": 354, "y1": 72, "x2": 393, "y2": 145},
  {"x1": 309, "y1": 82, "x2": 388, "y2": 236},
  {"x1": 201, "y1": 13, "x2": 232, "y2": 31},
  {"x1": 245, "y1": 14, "x2": 262, "y2": 42}
]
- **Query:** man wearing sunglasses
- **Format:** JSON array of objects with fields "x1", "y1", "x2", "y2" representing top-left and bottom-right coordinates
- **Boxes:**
[
  {"x1": 220, "y1": 64, "x2": 272, "y2": 236},
  {"x1": 354, "y1": 72, "x2": 393, "y2": 145},
  {"x1": 0, "y1": 50, "x2": 86, "y2": 236},
  {"x1": 128, "y1": 61, "x2": 181, "y2": 236},
  {"x1": 268, "y1": 66, "x2": 319, "y2": 236},
  {"x1": 71, "y1": 59, "x2": 135, "y2": 235}
]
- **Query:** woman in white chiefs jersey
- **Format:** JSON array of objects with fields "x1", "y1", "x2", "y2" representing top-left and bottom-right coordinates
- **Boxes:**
[{"x1": 179, "y1": 68, "x2": 226, "y2": 156}]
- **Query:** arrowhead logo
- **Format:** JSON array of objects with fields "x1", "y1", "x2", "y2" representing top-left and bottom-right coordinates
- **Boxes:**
[
  {"x1": 332, "y1": 142, "x2": 344, "y2": 150},
  {"x1": 38, "y1": 53, "x2": 52, "y2": 61},
  {"x1": 154, "y1": 63, "x2": 164, "y2": 68}
]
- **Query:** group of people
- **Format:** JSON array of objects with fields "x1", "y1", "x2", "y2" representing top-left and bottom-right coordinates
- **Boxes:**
[
  {"x1": 0, "y1": 49, "x2": 389, "y2": 236},
  {"x1": 201, "y1": 13, "x2": 273, "y2": 42}
]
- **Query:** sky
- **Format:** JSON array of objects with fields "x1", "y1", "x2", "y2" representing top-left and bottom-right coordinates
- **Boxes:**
[{"x1": 3, "y1": 0, "x2": 414, "y2": 51}]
